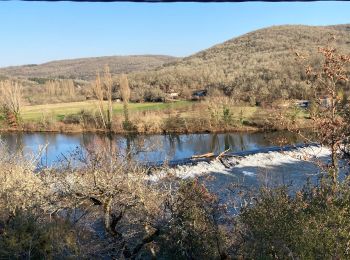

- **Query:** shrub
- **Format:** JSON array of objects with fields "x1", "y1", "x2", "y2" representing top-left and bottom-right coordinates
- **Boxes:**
[
  {"x1": 122, "y1": 119, "x2": 136, "y2": 131},
  {"x1": 63, "y1": 113, "x2": 81, "y2": 124},
  {"x1": 163, "y1": 114, "x2": 187, "y2": 132},
  {"x1": 239, "y1": 180, "x2": 350, "y2": 259},
  {"x1": 130, "y1": 111, "x2": 163, "y2": 133},
  {"x1": 222, "y1": 105, "x2": 233, "y2": 124},
  {"x1": 38, "y1": 111, "x2": 56, "y2": 129},
  {"x1": 144, "y1": 87, "x2": 165, "y2": 102},
  {"x1": 0, "y1": 211, "x2": 80, "y2": 259},
  {"x1": 157, "y1": 179, "x2": 228, "y2": 259},
  {"x1": 0, "y1": 143, "x2": 82, "y2": 258}
]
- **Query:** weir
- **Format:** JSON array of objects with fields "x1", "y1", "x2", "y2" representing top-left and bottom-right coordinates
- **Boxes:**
[{"x1": 145, "y1": 142, "x2": 320, "y2": 168}]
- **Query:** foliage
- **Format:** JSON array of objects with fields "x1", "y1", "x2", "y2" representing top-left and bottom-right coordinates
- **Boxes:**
[
  {"x1": 0, "y1": 30, "x2": 349, "y2": 259},
  {"x1": 157, "y1": 179, "x2": 228, "y2": 259},
  {"x1": 239, "y1": 180, "x2": 350, "y2": 259},
  {"x1": 301, "y1": 44, "x2": 350, "y2": 185},
  {"x1": 222, "y1": 105, "x2": 233, "y2": 124},
  {"x1": 288, "y1": 105, "x2": 304, "y2": 122},
  {"x1": 128, "y1": 25, "x2": 350, "y2": 103},
  {"x1": 62, "y1": 114, "x2": 81, "y2": 125},
  {"x1": 237, "y1": 42, "x2": 350, "y2": 260},
  {"x1": 0, "y1": 55, "x2": 176, "y2": 81},
  {"x1": 2, "y1": 25, "x2": 350, "y2": 107},
  {"x1": 28, "y1": 77, "x2": 50, "y2": 84},
  {"x1": 143, "y1": 87, "x2": 166, "y2": 102},
  {"x1": 120, "y1": 73, "x2": 131, "y2": 127},
  {"x1": 0, "y1": 80, "x2": 22, "y2": 126},
  {"x1": 122, "y1": 119, "x2": 136, "y2": 131},
  {"x1": 163, "y1": 114, "x2": 187, "y2": 132},
  {"x1": 0, "y1": 211, "x2": 80, "y2": 259}
]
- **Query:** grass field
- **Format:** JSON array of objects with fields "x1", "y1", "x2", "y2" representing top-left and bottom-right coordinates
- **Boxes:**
[
  {"x1": 20, "y1": 100, "x2": 296, "y2": 122},
  {"x1": 21, "y1": 100, "x2": 193, "y2": 121},
  {"x1": 0, "y1": 99, "x2": 310, "y2": 133}
]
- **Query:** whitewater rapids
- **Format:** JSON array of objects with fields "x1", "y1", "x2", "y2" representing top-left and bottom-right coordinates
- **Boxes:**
[{"x1": 150, "y1": 145, "x2": 333, "y2": 189}]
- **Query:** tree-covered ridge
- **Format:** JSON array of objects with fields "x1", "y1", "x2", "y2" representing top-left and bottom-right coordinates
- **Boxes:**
[
  {"x1": 0, "y1": 55, "x2": 178, "y2": 81},
  {"x1": 1, "y1": 24, "x2": 350, "y2": 104},
  {"x1": 128, "y1": 25, "x2": 350, "y2": 102}
]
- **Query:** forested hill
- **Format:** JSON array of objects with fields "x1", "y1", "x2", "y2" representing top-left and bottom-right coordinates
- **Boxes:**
[
  {"x1": 129, "y1": 24, "x2": 350, "y2": 102},
  {"x1": 0, "y1": 55, "x2": 178, "y2": 81},
  {"x1": 1, "y1": 24, "x2": 350, "y2": 103}
]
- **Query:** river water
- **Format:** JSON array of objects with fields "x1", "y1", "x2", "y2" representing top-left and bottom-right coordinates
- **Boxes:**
[{"x1": 0, "y1": 131, "x2": 305, "y2": 167}]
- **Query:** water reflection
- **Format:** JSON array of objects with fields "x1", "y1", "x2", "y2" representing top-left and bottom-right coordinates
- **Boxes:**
[{"x1": 0, "y1": 131, "x2": 305, "y2": 167}]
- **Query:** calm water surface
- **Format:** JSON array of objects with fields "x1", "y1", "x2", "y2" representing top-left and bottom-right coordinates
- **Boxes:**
[{"x1": 0, "y1": 131, "x2": 305, "y2": 167}]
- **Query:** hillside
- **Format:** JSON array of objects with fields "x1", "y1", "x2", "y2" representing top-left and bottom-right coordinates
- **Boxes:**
[
  {"x1": 1, "y1": 24, "x2": 350, "y2": 104},
  {"x1": 129, "y1": 24, "x2": 350, "y2": 102},
  {"x1": 0, "y1": 55, "x2": 178, "y2": 81}
]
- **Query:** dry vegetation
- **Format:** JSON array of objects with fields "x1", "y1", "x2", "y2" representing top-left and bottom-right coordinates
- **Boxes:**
[
  {"x1": 20, "y1": 78, "x2": 88, "y2": 105},
  {"x1": 0, "y1": 80, "x2": 23, "y2": 127},
  {"x1": 1, "y1": 25, "x2": 349, "y2": 108},
  {"x1": 0, "y1": 80, "x2": 22, "y2": 117},
  {"x1": 0, "y1": 55, "x2": 177, "y2": 81},
  {"x1": 1, "y1": 98, "x2": 306, "y2": 133},
  {"x1": 120, "y1": 73, "x2": 131, "y2": 129},
  {"x1": 3, "y1": 25, "x2": 346, "y2": 133},
  {"x1": 128, "y1": 25, "x2": 350, "y2": 103},
  {"x1": 0, "y1": 46, "x2": 349, "y2": 259}
]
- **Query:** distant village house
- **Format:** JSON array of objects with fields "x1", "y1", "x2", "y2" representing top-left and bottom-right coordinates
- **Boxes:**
[
  {"x1": 168, "y1": 92, "x2": 179, "y2": 98},
  {"x1": 294, "y1": 100, "x2": 310, "y2": 108},
  {"x1": 192, "y1": 89, "x2": 207, "y2": 100}
]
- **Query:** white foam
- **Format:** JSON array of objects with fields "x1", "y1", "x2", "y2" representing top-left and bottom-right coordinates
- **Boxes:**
[
  {"x1": 235, "y1": 146, "x2": 330, "y2": 170},
  {"x1": 242, "y1": 171, "x2": 256, "y2": 176},
  {"x1": 150, "y1": 146, "x2": 331, "y2": 181}
]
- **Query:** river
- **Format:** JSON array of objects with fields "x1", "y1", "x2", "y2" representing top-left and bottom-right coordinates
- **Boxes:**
[{"x1": 0, "y1": 131, "x2": 305, "y2": 167}]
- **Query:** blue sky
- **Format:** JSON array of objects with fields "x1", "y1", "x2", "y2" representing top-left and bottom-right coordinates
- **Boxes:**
[{"x1": 0, "y1": 1, "x2": 349, "y2": 67}]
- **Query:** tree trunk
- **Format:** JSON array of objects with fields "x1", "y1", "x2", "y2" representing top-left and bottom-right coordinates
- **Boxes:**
[
  {"x1": 331, "y1": 142, "x2": 338, "y2": 188},
  {"x1": 104, "y1": 197, "x2": 113, "y2": 233}
]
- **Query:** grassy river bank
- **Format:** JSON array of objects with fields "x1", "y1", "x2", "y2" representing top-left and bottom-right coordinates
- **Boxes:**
[{"x1": 0, "y1": 99, "x2": 311, "y2": 134}]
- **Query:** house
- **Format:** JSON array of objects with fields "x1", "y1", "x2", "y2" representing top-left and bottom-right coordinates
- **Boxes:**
[
  {"x1": 192, "y1": 89, "x2": 207, "y2": 97},
  {"x1": 168, "y1": 92, "x2": 179, "y2": 99},
  {"x1": 192, "y1": 89, "x2": 207, "y2": 100},
  {"x1": 320, "y1": 97, "x2": 332, "y2": 108},
  {"x1": 294, "y1": 100, "x2": 310, "y2": 108}
]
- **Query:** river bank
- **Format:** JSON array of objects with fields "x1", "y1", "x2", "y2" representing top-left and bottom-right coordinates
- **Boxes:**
[
  {"x1": 0, "y1": 124, "x2": 261, "y2": 134},
  {"x1": 0, "y1": 111, "x2": 310, "y2": 135},
  {"x1": 0, "y1": 99, "x2": 311, "y2": 134}
]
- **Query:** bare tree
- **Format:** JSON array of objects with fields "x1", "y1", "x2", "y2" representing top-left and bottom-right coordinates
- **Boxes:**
[
  {"x1": 104, "y1": 66, "x2": 113, "y2": 130},
  {"x1": 45, "y1": 79, "x2": 75, "y2": 99},
  {"x1": 45, "y1": 80, "x2": 57, "y2": 97},
  {"x1": 92, "y1": 72, "x2": 107, "y2": 129},
  {"x1": 0, "y1": 80, "x2": 23, "y2": 125},
  {"x1": 91, "y1": 67, "x2": 114, "y2": 130},
  {"x1": 120, "y1": 74, "x2": 131, "y2": 127},
  {"x1": 62, "y1": 79, "x2": 75, "y2": 98},
  {"x1": 300, "y1": 42, "x2": 350, "y2": 187},
  {"x1": 56, "y1": 144, "x2": 167, "y2": 258}
]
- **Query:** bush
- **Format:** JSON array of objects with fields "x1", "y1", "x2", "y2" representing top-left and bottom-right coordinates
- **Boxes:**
[
  {"x1": 222, "y1": 105, "x2": 233, "y2": 124},
  {"x1": 0, "y1": 211, "x2": 80, "y2": 259},
  {"x1": 239, "y1": 180, "x2": 350, "y2": 259},
  {"x1": 62, "y1": 109, "x2": 104, "y2": 129},
  {"x1": 163, "y1": 114, "x2": 187, "y2": 132},
  {"x1": 122, "y1": 120, "x2": 136, "y2": 131},
  {"x1": 63, "y1": 113, "x2": 81, "y2": 124},
  {"x1": 158, "y1": 179, "x2": 228, "y2": 259},
  {"x1": 144, "y1": 87, "x2": 165, "y2": 102}
]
